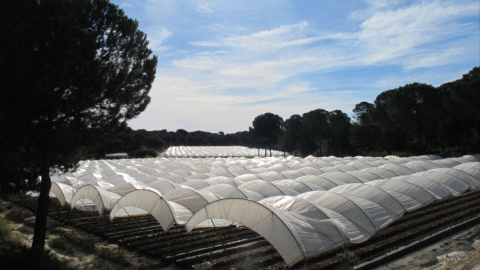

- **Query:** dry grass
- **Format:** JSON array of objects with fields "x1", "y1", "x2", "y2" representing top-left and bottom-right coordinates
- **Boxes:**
[{"x1": 0, "y1": 198, "x2": 167, "y2": 270}]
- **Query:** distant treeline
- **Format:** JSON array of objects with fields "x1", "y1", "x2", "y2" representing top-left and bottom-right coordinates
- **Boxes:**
[
  {"x1": 93, "y1": 129, "x2": 256, "y2": 158},
  {"x1": 92, "y1": 67, "x2": 479, "y2": 158}
]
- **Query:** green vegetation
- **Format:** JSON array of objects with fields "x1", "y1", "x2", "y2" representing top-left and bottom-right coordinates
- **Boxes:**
[
  {"x1": 0, "y1": 216, "x2": 24, "y2": 244},
  {"x1": 96, "y1": 247, "x2": 132, "y2": 268},
  {"x1": 1, "y1": 215, "x2": 72, "y2": 270},
  {"x1": 89, "y1": 256, "x2": 136, "y2": 270},
  {"x1": 335, "y1": 248, "x2": 360, "y2": 270},
  {"x1": 233, "y1": 256, "x2": 256, "y2": 270},
  {"x1": 252, "y1": 113, "x2": 284, "y2": 157},
  {"x1": 48, "y1": 237, "x2": 74, "y2": 255},
  {"x1": 63, "y1": 233, "x2": 96, "y2": 254},
  {"x1": 193, "y1": 260, "x2": 213, "y2": 270},
  {"x1": 1, "y1": 0, "x2": 157, "y2": 263},
  {"x1": 0, "y1": 216, "x2": 12, "y2": 242}
]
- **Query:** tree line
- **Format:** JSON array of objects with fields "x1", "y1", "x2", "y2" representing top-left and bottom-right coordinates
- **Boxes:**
[{"x1": 98, "y1": 66, "x2": 479, "y2": 158}]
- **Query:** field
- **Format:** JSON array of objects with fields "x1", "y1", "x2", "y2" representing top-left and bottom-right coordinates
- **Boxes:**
[
  {"x1": 7, "y1": 189, "x2": 480, "y2": 269},
  {"x1": 5, "y1": 147, "x2": 480, "y2": 268}
]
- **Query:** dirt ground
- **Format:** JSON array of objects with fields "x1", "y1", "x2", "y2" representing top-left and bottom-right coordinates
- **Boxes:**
[
  {"x1": 0, "y1": 198, "x2": 172, "y2": 270},
  {"x1": 2, "y1": 197, "x2": 480, "y2": 270},
  {"x1": 376, "y1": 226, "x2": 480, "y2": 270}
]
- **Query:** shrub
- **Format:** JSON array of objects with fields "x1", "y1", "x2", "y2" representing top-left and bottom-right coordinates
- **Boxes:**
[
  {"x1": 48, "y1": 237, "x2": 74, "y2": 255},
  {"x1": 194, "y1": 260, "x2": 212, "y2": 270},
  {"x1": 90, "y1": 256, "x2": 135, "y2": 270},
  {"x1": 63, "y1": 234, "x2": 96, "y2": 253},
  {"x1": 96, "y1": 248, "x2": 131, "y2": 267},
  {"x1": 233, "y1": 256, "x2": 255, "y2": 270},
  {"x1": 335, "y1": 248, "x2": 360, "y2": 270},
  {"x1": 0, "y1": 217, "x2": 12, "y2": 242},
  {"x1": 135, "y1": 148, "x2": 158, "y2": 158}
]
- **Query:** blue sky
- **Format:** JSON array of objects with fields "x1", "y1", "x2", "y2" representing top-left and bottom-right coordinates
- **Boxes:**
[{"x1": 112, "y1": 0, "x2": 480, "y2": 133}]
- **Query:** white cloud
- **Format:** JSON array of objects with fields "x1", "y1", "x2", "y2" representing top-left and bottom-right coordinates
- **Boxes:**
[
  {"x1": 127, "y1": 0, "x2": 479, "y2": 132},
  {"x1": 354, "y1": 0, "x2": 479, "y2": 66},
  {"x1": 118, "y1": 2, "x2": 132, "y2": 8},
  {"x1": 196, "y1": 1, "x2": 215, "y2": 14},
  {"x1": 145, "y1": 26, "x2": 172, "y2": 52}
]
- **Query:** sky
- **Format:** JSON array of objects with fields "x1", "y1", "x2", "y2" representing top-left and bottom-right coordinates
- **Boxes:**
[{"x1": 111, "y1": 0, "x2": 480, "y2": 134}]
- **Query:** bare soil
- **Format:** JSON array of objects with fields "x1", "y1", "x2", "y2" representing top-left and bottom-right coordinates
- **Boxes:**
[
  {"x1": 0, "y1": 197, "x2": 168, "y2": 270},
  {"x1": 1, "y1": 190, "x2": 480, "y2": 269}
]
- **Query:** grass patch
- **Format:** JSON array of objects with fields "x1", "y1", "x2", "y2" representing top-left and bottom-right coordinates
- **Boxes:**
[
  {"x1": 63, "y1": 233, "x2": 96, "y2": 253},
  {"x1": 0, "y1": 216, "x2": 12, "y2": 242},
  {"x1": 5, "y1": 208, "x2": 32, "y2": 223},
  {"x1": 193, "y1": 260, "x2": 212, "y2": 270},
  {"x1": 48, "y1": 237, "x2": 75, "y2": 255},
  {"x1": 233, "y1": 256, "x2": 256, "y2": 270},
  {"x1": 335, "y1": 248, "x2": 360, "y2": 270},
  {"x1": 89, "y1": 256, "x2": 136, "y2": 270},
  {"x1": 96, "y1": 247, "x2": 132, "y2": 268},
  {"x1": 0, "y1": 215, "x2": 23, "y2": 244}
]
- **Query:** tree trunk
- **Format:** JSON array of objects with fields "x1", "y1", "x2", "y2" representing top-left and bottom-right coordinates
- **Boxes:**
[{"x1": 30, "y1": 162, "x2": 51, "y2": 265}]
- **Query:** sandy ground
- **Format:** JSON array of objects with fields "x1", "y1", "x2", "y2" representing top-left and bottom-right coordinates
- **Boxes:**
[{"x1": 375, "y1": 226, "x2": 480, "y2": 270}]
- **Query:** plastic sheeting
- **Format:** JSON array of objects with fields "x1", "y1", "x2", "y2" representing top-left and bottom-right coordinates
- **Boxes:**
[
  {"x1": 49, "y1": 182, "x2": 74, "y2": 207},
  {"x1": 185, "y1": 198, "x2": 347, "y2": 267},
  {"x1": 70, "y1": 185, "x2": 120, "y2": 215},
  {"x1": 366, "y1": 179, "x2": 436, "y2": 211},
  {"x1": 109, "y1": 189, "x2": 187, "y2": 231},
  {"x1": 297, "y1": 191, "x2": 377, "y2": 242},
  {"x1": 48, "y1": 152, "x2": 480, "y2": 267}
]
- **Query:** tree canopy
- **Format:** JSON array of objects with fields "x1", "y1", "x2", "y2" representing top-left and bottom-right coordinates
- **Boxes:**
[
  {"x1": 252, "y1": 113, "x2": 284, "y2": 157},
  {"x1": 0, "y1": 0, "x2": 157, "y2": 263}
]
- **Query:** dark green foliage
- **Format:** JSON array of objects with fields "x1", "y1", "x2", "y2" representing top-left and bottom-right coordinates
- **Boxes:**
[
  {"x1": 135, "y1": 148, "x2": 158, "y2": 158},
  {"x1": 350, "y1": 102, "x2": 381, "y2": 154},
  {"x1": 0, "y1": 0, "x2": 157, "y2": 262},
  {"x1": 301, "y1": 109, "x2": 330, "y2": 156},
  {"x1": 193, "y1": 261, "x2": 213, "y2": 270},
  {"x1": 350, "y1": 67, "x2": 480, "y2": 156},
  {"x1": 0, "y1": 217, "x2": 12, "y2": 242},
  {"x1": 328, "y1": 110, "x2": 351, "y2": 156},
  {"x1": 91, "y1": 128, "x2": 254, "y2": 158},
  {"x1": 280, "y1": 114, "x2": 303, "y2": 156},
  {"x1": 1, "y1": 0, "x2": 157, "y2": 189},
  {"x1": 438, "y1": 67, "x2": 480, "y2": 152},
  {"x1": 251, "y1": 112, "x2": 284, "y2": 157},
  {"x1": 335, "y1": 248, "x2": 360, "y2": 270},
  {"x1": 48, "y1": 237, "x2": 74, "y2": 255}
]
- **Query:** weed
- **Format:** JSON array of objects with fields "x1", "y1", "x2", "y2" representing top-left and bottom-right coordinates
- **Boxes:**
[
  {"x1": 62, "y1": 233, "x2": 96, "y2": 253},
  {"x1": 5, "y1": 209, "x2": 31, "y2": 223},
  {"x1": 90, "y1": 257, "x2": 113, "y2": 270},
  {"x1": 233, "y1": 256, "x2": 256, "y2": 270},
  {"x1": 9, "y1": 230, "x2": 25, "y2": 243},
  {"x1": 48, "y1": 237, "x2": 75, "y2": 255},
  {"x1": 97, "y1": 247, "x2": 131, "y2": 267},
  {"x1": 0, "y1": 216, "x2": 23, "y2": 244},
  {"x1": 193, "y1": 260, "x2": 212, "y2": 270},
  {"x1": 0, "y1": 216, "x2": 12, "y2": 242},
  {"x1": 335, "y1": 248, "x2": 360, "y2": 270},
  {"x1": 90, "y1": 256, "x2": 136, "y2": 270}
]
